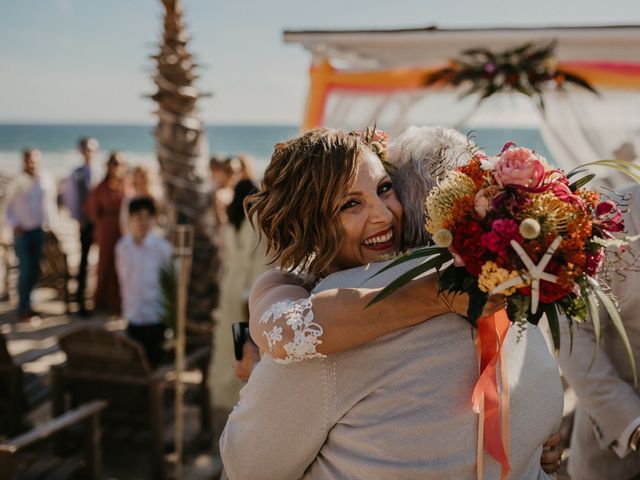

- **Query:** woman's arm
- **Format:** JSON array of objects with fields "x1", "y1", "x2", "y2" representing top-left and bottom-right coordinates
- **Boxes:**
[{"x1": 249, "y1": 269, "x2": 483, "y2": 362}]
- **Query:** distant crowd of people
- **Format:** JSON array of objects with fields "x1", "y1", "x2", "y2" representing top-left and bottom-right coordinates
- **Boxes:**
[{"x1": 3, "y1": 138, "x2": 266, "y2": 377}]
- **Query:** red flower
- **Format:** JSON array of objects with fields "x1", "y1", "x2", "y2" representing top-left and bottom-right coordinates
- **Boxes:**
[
  {"x1": 594, "y1": 200, "x2": 625, "y2": 234},
  {"x1": 452, "y1": 220, "x2": 487, "y2": 276},
  {"x1": 585, "y1": 248, "x2": 605, "y2": 277},
  {"x1": 481, "y1": 219, "x2": 522, "y2": 260},
  {"x1": 518, "y1": 260, "x2": 572, "y2": 303},
  {"x1": 551, "y1": 180, "x2": 585, "y2": 208}
]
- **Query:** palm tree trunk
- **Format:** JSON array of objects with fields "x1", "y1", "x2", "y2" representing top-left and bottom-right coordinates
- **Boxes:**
[{"x1": 151, "y1": 0, "x2": 220, "y2": 335}]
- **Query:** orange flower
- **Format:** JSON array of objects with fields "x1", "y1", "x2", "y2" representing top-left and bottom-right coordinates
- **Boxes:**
[
  {"x1": 444, "y1": 194, "x2": 476, "y2": 229},
  {"x1": 458, "y1": 158, "x2": 490, "y2": 189},
  {"x1": 576, "y1": 189, "x2": 600, "y2": 211}
]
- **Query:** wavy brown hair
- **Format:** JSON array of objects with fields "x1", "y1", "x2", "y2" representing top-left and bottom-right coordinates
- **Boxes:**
[{"x1": 245, "y1": 128, "x2": 363, "y2": 279}]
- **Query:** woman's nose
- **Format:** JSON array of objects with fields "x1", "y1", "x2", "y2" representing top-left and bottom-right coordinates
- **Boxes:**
[{"x1": 368, "y1": 198, "x2": 394, "y2": 225}]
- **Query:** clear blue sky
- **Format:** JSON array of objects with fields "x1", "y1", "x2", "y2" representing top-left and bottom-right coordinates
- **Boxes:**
[{"x1": 1, "y1": 0, "x2": 639, "y2": 125}]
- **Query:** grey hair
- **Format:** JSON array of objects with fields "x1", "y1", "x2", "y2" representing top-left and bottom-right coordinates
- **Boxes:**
[{"x1": 388, "y1": 126, "x2": 478, "y2": 247}]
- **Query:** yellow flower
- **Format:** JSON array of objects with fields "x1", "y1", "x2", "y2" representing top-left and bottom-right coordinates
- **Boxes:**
[
  {"x1": 520, "y1": 192, "x2": 578, "y2": 234},
  {"x1": 478, "y1": 261, "x2": 523, "y2": 296},
  {"x1": 425, "y1": 171, "x2": 477, "y2": 234}
]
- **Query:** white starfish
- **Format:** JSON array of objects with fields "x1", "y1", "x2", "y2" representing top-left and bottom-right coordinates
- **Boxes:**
[{"x1": 492, "y1": 236, "x2": 563, "y2": 314}]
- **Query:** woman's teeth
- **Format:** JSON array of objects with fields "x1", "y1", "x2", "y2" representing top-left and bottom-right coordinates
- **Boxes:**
[{"x1": 363, "y1": 230, "x2": 393, "y2": 246}]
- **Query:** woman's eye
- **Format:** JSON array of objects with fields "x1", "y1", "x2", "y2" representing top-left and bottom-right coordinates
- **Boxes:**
[
  {"x1": 378, "y1": 182, "x2": 394, "y2": 195},
  {"x1": 340, "y1": 199, "x2": 359, "y2": 212}
]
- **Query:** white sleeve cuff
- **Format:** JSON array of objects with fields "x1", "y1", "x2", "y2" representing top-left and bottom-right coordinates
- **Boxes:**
[{"x1": 612, "y1": 417, "x2": 640, "y2": 458}]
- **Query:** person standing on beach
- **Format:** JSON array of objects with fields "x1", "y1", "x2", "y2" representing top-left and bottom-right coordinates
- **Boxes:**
[
  {"x1": 5, "y1": 149, "x2": 56, "y2": 321},
  {"x1": 116, "y1": 196, "x2": 172, "y2": 366},
  {"x1": 119, "y1": 165, "x2": 162, "y2": 235},
  {"x1": 84, "y1": 152, "x2": 126, "y2": 315},
  {"x1": 62, "y1": 137, "x2": 99, "y2": 316}
]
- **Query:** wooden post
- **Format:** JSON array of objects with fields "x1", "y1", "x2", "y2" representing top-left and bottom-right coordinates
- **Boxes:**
[
  {"x1": 85, "y1": 409, "x2": 102, "y2": 480},
  {"x1": 173, "y1": 225, "x2": 193, "y2": 479}
]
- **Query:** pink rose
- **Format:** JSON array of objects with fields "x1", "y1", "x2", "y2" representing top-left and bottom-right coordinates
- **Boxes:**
[{"x1": 493, "y1": 146, "x2": 545, "y2": 188}]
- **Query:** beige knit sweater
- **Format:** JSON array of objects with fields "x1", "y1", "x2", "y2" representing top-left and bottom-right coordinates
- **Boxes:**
[{"x1": 221, "y1": 259, "x2": 563, "y2": 479}]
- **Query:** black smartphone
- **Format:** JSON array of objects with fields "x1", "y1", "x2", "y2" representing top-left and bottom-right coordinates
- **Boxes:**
[{"x1": 232, "y1": 322, "x2": 250, "y2": 361}]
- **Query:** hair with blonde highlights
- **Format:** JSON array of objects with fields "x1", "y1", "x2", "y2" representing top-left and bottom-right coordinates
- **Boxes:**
[{"x1": 245, "y1": 128, "x2": 364, "y2": 279}]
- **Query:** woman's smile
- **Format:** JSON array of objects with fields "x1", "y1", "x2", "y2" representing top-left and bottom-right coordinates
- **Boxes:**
[{"x1": 361, "y1": 227, "x2": 395, "y2": 252}]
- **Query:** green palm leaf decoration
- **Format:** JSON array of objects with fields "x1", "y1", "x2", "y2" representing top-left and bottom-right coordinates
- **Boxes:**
[{"x1": 425, "y1": 40, "x2": 598, "y2": 110}]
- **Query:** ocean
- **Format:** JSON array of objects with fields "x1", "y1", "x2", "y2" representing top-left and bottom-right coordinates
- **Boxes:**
[{"x1": 0, "y1": 124, "x2": 554, "y2": 178}]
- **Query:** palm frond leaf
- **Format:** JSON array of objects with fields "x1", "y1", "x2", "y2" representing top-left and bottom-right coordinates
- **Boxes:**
[{"x1": 367, "y1": 251, "x2": 453, "y2": 308}]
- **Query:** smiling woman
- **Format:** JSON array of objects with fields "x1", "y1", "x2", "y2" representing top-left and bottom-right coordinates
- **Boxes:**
[
  {"x1": 331, "y1": 149, "x2": 403, "y2": 272},
  {"x1": 244, "y1": 127, "x2": 475, "y2": 363}
]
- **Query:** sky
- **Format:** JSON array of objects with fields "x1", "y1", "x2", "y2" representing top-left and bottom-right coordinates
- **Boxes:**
[{"x1": 1, "y1": 0, "x2": 639, "y2": 125}]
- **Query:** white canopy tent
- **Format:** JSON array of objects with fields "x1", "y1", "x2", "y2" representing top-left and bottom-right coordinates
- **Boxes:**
[{"x1": 284, "y1": 25, "x2": 640, "y2": 182}]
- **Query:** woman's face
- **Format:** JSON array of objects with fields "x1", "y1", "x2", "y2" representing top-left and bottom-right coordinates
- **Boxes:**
[
  {"x1": 108, "y1": 159, "x2": 126, "y2": 181},
  {"x1": 133, "y1": 169, "x2": 150, "y2": 192},
  {"x1": 327, "y1": 150, "x2": 403, "y2": 273}
]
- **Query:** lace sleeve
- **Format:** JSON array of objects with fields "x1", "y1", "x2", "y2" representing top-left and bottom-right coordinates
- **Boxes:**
[{"x1": 259, "y1": 296, "x2": 326, "y2": 364}]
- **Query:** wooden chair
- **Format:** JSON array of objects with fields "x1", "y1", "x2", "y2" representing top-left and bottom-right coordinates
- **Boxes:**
[
  {"x1": 1, "y1": 231, "x2": 71, "y2": 313},
  {"x1": 38, "y1": 231, "x2": 71, "y2": 312},
  {"x1": 0, "y1": 400, "x2": 107, "y2": 480},
  {"x1": 52, "y1": 327, "x2": 212, "y2": 479},
  {"x1": 0, "y1": 333, "x2": 49, "y2": 436}
]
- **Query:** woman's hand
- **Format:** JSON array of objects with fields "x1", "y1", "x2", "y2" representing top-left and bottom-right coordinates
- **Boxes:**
[
  {"x1": 481, "y1": 294, "x2": 507, "y2": 318},
  {"x1": 447, "y1": 293, "x2": 506, "y2": 319},
  {"x1": 234, "y1": 341, "x2": 261, "y2": 382},
  {"x1": 540, "y1": 431, "x2": 563, "y2": 474}
]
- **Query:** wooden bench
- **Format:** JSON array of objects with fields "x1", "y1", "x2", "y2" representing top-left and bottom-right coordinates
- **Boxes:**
[
  {"x1": 0, "y1": 400, "x2": 107, "y2": 480},
  {"x1": 52, "y1": 327, "x2": 211, "y2": 479},
  {"x1": 0, "y1": 333, "x2": 49, "y2": 436}
]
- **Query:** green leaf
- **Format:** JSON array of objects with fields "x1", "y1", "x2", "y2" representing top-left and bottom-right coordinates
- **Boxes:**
[
  {"x1": 583, "y1": 284, "x2": 602, "y2": 346},
  {"x1": 561, "y1": 71, "x2": 599, "y2": 95},
  {"x1": 566, "y1": 168, "x2": 587, "y2": 180},
  {"x1": 367, "y1": 247, "x2": 450, "y2": 280},
  {"x1": 367, "y1": 253, "x2": 453, "y2": 307},
  {"x1": 438, "y1": 265, "x2": 467, "y2": 294},
  {"x1": 582, "y1": 283, "x2": 602, "y2": 373},
  {"x1": 462, "y1": 274, "x2": 478, "y2": 293},
  {"x1": 588, "y1": 277, "x2": 638, "y2": 386},
  {"x1": 569, "y1": 174, "x2": 596, "y2": 191},
  {"x1": 567, "y1": 316, "x2": 574, "y2": 355},
  {"x1": 467, "y1": 291, "x2": 488, "y2": 327},
  {"x1": 568, "y1": 159, "x2": 640, "y2": 184},
  {"x1": 544, "y1": 303, "x2": 561, "y2": 354}
]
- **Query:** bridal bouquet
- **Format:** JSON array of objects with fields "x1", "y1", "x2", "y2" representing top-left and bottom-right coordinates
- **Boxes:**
[
  {"x1": 372, "y1": 142, "x2": 639, "y2": 375},
  {"x1": 369, "y1": 140, "x2": 639, "y2": 474}
]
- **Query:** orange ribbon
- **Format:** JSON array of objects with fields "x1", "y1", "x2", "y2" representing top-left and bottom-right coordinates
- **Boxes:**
[{"x1": 472, "y1": 308, "x2": 511, "y2": 477}]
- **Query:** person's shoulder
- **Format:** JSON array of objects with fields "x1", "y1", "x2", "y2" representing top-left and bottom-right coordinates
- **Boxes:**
[
  {"x1": 249, "y1": 269, "x2": 307, "y2": 307},
  {"x1": 116, "y1": 234, "x2": 133, "y2": 250},
  {"x1": 147, "y1": 232, "x2": 171, "y2": 247},
  {"x1": 315, "y1": 254, "x2": 430, "y2": 291},
  {"x1": 254, "y1": 269, "x2": 304, "y2": 288}
]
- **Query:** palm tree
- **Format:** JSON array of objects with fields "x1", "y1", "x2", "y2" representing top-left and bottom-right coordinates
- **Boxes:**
[{"x1": 151, "y1": 0, "x2": 219, "y2": 337}]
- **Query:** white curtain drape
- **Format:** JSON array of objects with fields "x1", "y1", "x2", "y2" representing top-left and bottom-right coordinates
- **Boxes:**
[
  {"x1": 539, "y1": 89, "x2": 640, "y2": 189},
  {"x1": 322, "y1": 87, "x2": 640, "y2": 188}
]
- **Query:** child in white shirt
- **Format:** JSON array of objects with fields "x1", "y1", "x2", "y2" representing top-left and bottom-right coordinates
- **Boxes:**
[{"x1": 115, "y1": 196, "x2": 172, "y2": 366}]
